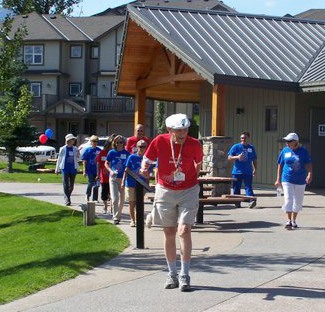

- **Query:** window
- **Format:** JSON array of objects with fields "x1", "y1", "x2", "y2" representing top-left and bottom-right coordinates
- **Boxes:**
[
  {"x1": 24, "y1": 45, "x2": 43, "y2": 65},
  {"x1": 69, "y1": 83, "x2": 81, "y2": 96},
  {"x1": 90, "y1": 83, "x2": 97, "y2": 96},
  {"x1": 265, "y1": 107, "x2": 277, "y2": 131},
  {"x1": 70, "y1": 45, "x2": 82, "y2": 58},
  {"x1": 30, "y1": 82, "x2": 41, "y2": 97},
  {"x1": 91, "y1": 46, "x2": 99, "y2": 59}
]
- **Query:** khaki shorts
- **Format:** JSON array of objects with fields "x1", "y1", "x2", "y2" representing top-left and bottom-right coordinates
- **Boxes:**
[
  {"x1": 154, "y1": 183, "x2": 200, "y2": 227},
  {"x1": 126, "y1": 187, "x2": 135, "y2": 202}
]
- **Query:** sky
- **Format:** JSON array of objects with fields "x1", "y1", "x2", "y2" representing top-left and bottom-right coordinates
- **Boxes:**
[{"x1": 72, "y1": 0, "x2": 325, "y2": 17}]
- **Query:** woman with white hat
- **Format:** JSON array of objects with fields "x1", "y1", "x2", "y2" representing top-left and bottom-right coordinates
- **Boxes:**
[
  {"x1": 275, "y1": 132, "x2": 313, "y2": 229},
  {"x1": 55, "y1": 134, "x2": 79, "y2": 206}
]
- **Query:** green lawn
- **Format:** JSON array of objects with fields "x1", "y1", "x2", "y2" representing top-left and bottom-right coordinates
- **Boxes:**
[
  {"x1": 0, "y1": 193, "x2": 129, "y2": 304},
  {"x1": 0, "y1": 161, "x2": 86, "y2": 183}
]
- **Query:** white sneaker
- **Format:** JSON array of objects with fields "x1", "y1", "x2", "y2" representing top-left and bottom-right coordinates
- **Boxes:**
[
  {"x1": 179, "y1": 275, "x2": 191, "y2": 291},
  {"x1": 291, "y1": 221, "x2": 298, "y2": 229},
  {"x1": 145, "y1": 213, "x2": 153, "y2": 228}
]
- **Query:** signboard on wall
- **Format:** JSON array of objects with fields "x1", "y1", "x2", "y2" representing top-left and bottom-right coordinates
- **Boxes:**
[{"x1": 318, "y1": 124, "x2": 325, "y2": 136}]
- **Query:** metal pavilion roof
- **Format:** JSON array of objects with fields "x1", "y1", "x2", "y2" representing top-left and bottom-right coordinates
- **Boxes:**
[{"x1": 126, "y1": 4, "x2": 325, "y2": 89}]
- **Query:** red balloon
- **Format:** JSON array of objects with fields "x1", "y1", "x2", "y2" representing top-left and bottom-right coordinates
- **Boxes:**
[{"x1": 39, "y1": 134, "x2": 48, "y2": 144}]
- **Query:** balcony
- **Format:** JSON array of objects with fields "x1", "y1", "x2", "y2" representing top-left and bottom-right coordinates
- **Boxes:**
[
  {"x1": 90, "y1": 97, "x2": 134, "y2": 113},
  {"x1": 31, "y1": 95, "x2": 134, "y2": 114}
]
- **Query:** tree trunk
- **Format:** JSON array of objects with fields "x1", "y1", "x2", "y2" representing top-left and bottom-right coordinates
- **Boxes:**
[{"x1": 6, "y1": 152, "x2": 14, "y2": 173}]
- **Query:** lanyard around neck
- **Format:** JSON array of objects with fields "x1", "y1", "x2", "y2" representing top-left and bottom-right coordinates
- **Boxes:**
[{"x1": 170, "y1": 136, "x2": 183, "y2": 169}]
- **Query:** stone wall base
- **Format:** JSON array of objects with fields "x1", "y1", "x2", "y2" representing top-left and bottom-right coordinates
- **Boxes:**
[{"x1": 201, "y1": 136, "x2": 234, "y2": 196}]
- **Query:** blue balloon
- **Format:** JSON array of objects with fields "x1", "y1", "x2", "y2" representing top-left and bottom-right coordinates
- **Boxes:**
[{"x1": 45, "y1": 128, "x2": 53, "y2": 139}]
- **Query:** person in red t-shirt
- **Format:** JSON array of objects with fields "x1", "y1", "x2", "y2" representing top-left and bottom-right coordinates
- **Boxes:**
[
  {"x1": 96, "y1": 134, "x2": 116, "y2": 214},
  {"x1": 140, "y1": 113, "x2": 203, "y2": 292},
  {"x1": 126, "y1": 124, "x2": 151, "y2": 154}
]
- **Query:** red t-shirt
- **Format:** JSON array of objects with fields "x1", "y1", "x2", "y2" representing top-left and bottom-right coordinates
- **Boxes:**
[
  {"x1": 95, "y1": 149, "x2": 110, "y2": 183},
  {"x1": 126, "y1": 136, "x2": 151, "y2": 153},
  {"x1": 144, "y1": 133, "x2": 203, "y2": 190}
]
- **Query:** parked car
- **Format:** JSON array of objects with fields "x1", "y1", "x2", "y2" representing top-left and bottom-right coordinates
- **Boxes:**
[
  {"x1": 16, "y1": 145, "x2": 56, "y2": 163},
  {"x1": 78, "y1": 136, "x2": 108, "y2": 156},
  {"x1": 0, "y1": 145, "x2": 56, "y2": 163}
]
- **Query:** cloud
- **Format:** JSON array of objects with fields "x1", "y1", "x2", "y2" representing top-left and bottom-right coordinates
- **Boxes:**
[{"x1": 265, "y1": 0, "x2": 277, "y2": 8}]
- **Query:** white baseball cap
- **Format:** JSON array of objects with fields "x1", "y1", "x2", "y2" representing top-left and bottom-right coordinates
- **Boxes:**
[
  {"x1": 165, "y1": 113, "x2": 191, "y2": 130},
  {"x1": 283, "y1": 132, "x2": 299, "y2": 141}
]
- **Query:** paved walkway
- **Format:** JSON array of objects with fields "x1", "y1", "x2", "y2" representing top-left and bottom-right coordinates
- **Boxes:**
[{"x1": 0, "y1": 182, "x2": 324, "y2": 312}]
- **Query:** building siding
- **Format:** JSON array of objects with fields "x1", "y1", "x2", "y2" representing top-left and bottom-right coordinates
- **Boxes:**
[{"x1": 200, "y1": 83, "x2": 297, "y2": 185}]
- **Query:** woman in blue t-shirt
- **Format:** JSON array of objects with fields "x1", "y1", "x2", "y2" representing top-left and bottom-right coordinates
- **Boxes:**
[
  {"x1": 104, "y1": 135, "x2": 130, "y2": 224},
  {"x1": 122, "y1": 139, "x2": 148, "y2": 227},
  {"x1": 275, "y1": 133, "x2": 313, "y2": 230}
]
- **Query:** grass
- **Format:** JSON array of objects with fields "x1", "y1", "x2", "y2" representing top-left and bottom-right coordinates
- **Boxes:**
[
  {"x1": 0, "y1": 193, "x2": 129, "y2": 304},
  {"x1": 0, "y1": 161, "x2": 86, "y2": 183}
]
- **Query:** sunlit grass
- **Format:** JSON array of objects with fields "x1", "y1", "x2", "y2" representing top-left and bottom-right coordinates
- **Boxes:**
[{"x1": 0, "y1": 193, "x2": 129, "y2": 304}]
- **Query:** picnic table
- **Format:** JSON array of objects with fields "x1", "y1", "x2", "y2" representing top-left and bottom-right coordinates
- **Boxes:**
[{"x1": 196, "y1": 176, "x2": 256, "y2": 224}]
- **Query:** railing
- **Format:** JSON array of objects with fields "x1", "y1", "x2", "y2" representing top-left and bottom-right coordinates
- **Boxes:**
[
  {"x1": 31, "y1": 95, "x2": 134, "y2": 113},
  {"x1": 91, "y1": 97, "x2": 134, "y2": 113},
  {"x1": 31, "y1": 94, "x2": 59, "y2": 112}
]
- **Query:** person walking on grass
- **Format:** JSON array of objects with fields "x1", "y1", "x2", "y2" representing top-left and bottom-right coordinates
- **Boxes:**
[
  {"x1": 140, "y1": 113, "x2": 203, "y2": 292},
  {"x1": 275, "y1": 132, "x2": 312, "y2": 230},
  {"x1": 55, "y1": 134, "x2": 79, "y2": 206}
]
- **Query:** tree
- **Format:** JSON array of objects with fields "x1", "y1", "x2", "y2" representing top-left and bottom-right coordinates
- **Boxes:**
[
  {"x1": 0, "y1": 16, "x2": 37, "y2": 172},
  {"x1": 1, "y1": 0, "x2": 81, "y2": 15},
  {"x1": 156, "y1": 101, "x2": 166, "y2": 135}
]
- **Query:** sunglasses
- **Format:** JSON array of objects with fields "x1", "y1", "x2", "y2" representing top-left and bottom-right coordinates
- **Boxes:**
[
  {"x1": 91, "y1": 140, "x2": 98, "y2": 143},
  {"x1": 116, "y1": 141, "x2": 124, "y2": 144},
  {"x1": 286, "y1": 140, "x2": 294, "y2": 143},
  {"x1": 138, "y1": 146, "x2": 147, "y2": 148}
]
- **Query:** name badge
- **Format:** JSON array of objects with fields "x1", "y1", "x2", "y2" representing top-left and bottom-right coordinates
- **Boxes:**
[
  {"x1": 247, "y1": 148, "x2": 252, "y2": 153},
  {"x1": 173, "y1": 171, "x2": 185, "y2": 182},
  {"x1": 101, "y1": 156, "x2": 106, "y2": 161},
  {"x1": 121, "y1": 154, "x2": 127, "y2": 159},
  {"x1": 284, "y1": 152, "x2": 291, "y2": 158}
]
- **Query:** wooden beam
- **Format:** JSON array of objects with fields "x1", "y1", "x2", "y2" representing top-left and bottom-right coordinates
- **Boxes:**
[
  {"x1": 134, "y1": 89, "x2": 146, "y2": 126},
  {"x1": 211, "y1": 84, "x2": 226, "y2": 136},
  {"x1": 136, "y1": 71, "x2": 204, "y2": 90}
]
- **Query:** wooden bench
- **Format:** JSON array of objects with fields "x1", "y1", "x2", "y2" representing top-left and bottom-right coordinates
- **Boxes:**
[{"x1": 196, "y1": 195, "x2": 257, "y2": 224}]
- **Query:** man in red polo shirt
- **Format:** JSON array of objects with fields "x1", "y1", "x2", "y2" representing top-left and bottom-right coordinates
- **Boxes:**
[
  {"x1": 140, "y1": 113, "x2": 203, "y2": 292},
  {"x1": 126, "y1": 124, "x2": 151, "y2": 154}
]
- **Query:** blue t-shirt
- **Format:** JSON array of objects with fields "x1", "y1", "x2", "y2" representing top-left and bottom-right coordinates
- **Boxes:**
[
  {"x1": 124, "y1": 153, "x2": 145, "y2": 187},
  {"x1": 277, "y1": 146, "x2": 311, "y2": 185},
  {"x1": 82, "y1": 146, "x2": 101, "y2": 176},
  {"x1": 63, "y1": 146, "x2": 77, "y2": 175},
  {"x1": 228, "y1": 143, "x2": 257, "y2": 175},
  {"x1": 106, "y1": 149, "x2": 130, "y2": 178}
]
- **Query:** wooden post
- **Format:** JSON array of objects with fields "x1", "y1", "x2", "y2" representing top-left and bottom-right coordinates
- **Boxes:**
[
  {"x1": 134, "y1": 89, "x2": 146, "y2": 128},
  {"x1": 83, "y1": 202, "x2": 96, "y2": 226},
  {"x1": 211, "y1": 84, "x2": 226, "y2": 136}
]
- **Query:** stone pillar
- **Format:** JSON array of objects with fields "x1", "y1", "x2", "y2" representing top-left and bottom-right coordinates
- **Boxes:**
[{"x1": 201, "y1": 136, "x2": 233, "y2": 196}]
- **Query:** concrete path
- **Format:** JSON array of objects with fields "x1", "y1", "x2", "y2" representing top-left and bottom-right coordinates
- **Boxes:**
[{"x1": 0, "y1": 182, "x2": 324, "y2": 312}]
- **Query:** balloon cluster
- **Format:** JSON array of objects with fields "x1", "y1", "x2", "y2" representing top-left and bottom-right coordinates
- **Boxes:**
[{"x1": 39, "y1": 128, "x2": 54, "y2": 144}]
